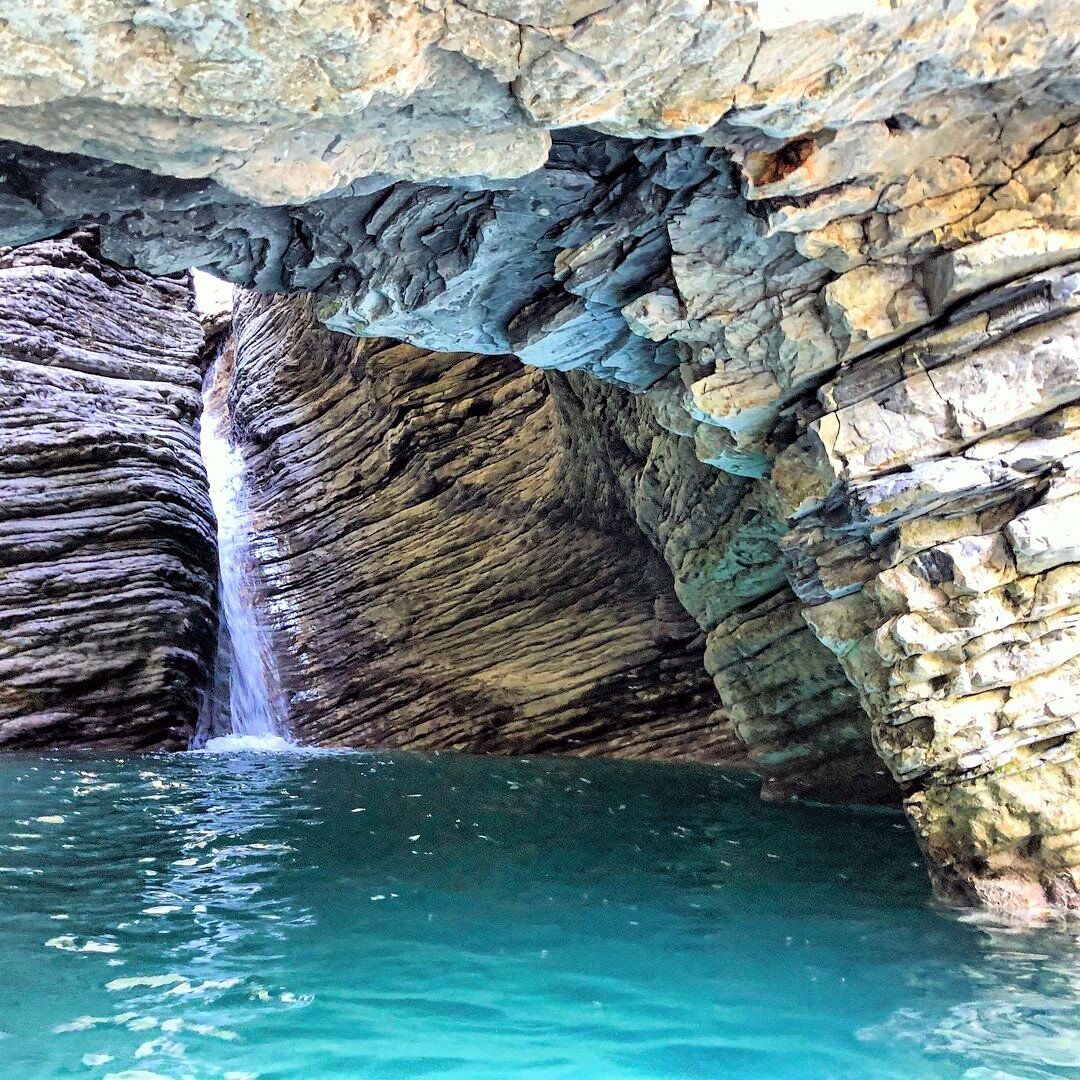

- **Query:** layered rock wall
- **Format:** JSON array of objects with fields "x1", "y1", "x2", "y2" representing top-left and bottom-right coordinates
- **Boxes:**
[
  {"x1": 222, "y1": 291, "x2": 736, "y2": 760},
  {"x1": 550, "y1": 373, "x2": 895, "y2": 802},
  {"x1": 0, "y1": 233, "x2": 216, "y2": 749},
  {"x1": 0, "y1": 0, "x2": 1076, "y2": 906},
  {"x1": 775, "y1": 264, "x2": 1080, "y2": 907},
  {"x1": 0, "y1": 4, "x2": 1074, "y2": 396}
]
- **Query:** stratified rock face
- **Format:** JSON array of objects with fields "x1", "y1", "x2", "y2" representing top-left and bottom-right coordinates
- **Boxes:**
[
  {"x1": 549, "y1": 373, "x2": 896, "y2": 803},
  {"x1": 0, "y1": 233, "x2": 216, "y2": 749},
  {"x1": 774, "y1": 266, "x2": 1080, "y2": 909},
  {"x1": 0, "y1": 4, "x2": 1075, "y2": 397},
  {"x1": 223, "y1": 291, "x2": 736, "y2": 761},
  {"x1": 0, "y1": 2, "x2": 1076, "y2": 906}
]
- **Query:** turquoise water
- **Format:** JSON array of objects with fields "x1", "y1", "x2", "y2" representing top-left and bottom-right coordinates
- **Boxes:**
[{"x1": 0, "y1": 751, "x2": 1077, "y2": 1079}]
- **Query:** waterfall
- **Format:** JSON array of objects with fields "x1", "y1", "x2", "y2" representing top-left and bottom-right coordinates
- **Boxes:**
[{"x1": 195, "y1": 352, "x2": 291, "y2": 752}]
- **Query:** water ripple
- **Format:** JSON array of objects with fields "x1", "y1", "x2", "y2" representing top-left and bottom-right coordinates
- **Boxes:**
[{"x1": 0, "y1": 751, "x2": 1077, "y2": 1078}]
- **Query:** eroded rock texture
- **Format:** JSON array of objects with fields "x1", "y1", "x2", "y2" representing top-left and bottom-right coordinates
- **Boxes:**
[
  {"x1": 0, "y1": 3, "x2": 1075, "y2": 396},
  {"x1": 549, "y1": 373, "x2": 894, "y2": 803},
  {"x1": 2, "y1": 0, "x2": 1071, "y2": 203},
  {"x1": 223, "y1": 291, "x2": 736, "y2": 761},
  {"x1": 0, "y1": 233, "x2": 215, "y2": 749},
  {"x1": 0, "y1": 1, "x2": 1076, "y2": 906},
  {"x1": 775, "y1": 265, "x2": 1080, "y2": 909}
]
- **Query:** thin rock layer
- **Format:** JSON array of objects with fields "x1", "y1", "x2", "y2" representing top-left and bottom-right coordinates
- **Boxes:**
[
  {"x1": 0, "y1": 232, "x2": 216, "y2": 749},
  {"x1": 549, "y1": 372, "x2": 896, "y2": 803}
]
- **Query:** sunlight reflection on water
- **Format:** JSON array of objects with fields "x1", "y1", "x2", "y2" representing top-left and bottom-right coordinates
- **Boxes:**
[{"x1": 1, "y1": 751, "x2": 1078, "y2": 1079}]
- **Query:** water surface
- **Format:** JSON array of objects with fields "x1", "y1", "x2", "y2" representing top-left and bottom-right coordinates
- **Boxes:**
[{"x1": 0, "y1": 750, "x2": 1077, "y2": 1079}]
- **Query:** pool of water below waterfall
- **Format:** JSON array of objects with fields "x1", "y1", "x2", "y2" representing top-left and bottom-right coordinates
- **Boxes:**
[{"x1": 0, "y1": 749, "x2": 1077, "y2": 1079}]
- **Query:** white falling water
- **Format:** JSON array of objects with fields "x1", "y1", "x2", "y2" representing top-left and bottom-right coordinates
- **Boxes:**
[{"x1": 198, "y1": 405, "x2": 292, "y2": 752}]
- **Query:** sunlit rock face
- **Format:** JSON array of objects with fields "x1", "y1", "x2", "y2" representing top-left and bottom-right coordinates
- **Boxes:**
[
  {"x1": 0, "y1": 233, "x2": 216, "y2": 749},
  {"x1": 223, "y1": 291, "x2": 739, "y2": 761},
  {"x1": 0, "y1": 0, "x2": 1077, "y2": 906},
  {"x1": 776, "y1": 266, "x2": 1080, "y2": 910}
]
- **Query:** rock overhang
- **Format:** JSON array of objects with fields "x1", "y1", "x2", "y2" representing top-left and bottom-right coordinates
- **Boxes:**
[
  {"x1": 0, "y1": 0, "x2": 1071, "y2": 197},
  {"x1": 0, "y1": 0, "x2": 1074, "y2": 405}
]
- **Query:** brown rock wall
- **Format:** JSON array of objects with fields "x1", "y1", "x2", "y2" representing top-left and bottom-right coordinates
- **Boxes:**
[{"x1": 223, "y1": 291, "x2": 737, "y2": 761}]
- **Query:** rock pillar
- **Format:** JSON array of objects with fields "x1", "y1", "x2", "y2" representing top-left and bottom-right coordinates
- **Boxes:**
[{"x1": 0, "y1": 233, "x2": 216, "y2": 748}]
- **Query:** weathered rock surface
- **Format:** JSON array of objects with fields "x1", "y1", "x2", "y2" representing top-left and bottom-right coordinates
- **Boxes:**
[
  {"x1": 223, "y1": 291, "x2": 738, "y2": 761},
  {"x1": 0, "y1": 3, "x2": 1075, "y2": 398},
  {"x1": 2, "y1": 0, "x2": 1073, "y2": 203},
  {"x1": 0, "y1": 1, "x2": 1075, "y2": 907},
  {"x1": 776, "y1": 264, "x2": 1080, "y2": 909},
  {"x1": 0, "y1": 232, "x2": 216, "y2": 749},
  {"x1": 550, "y1": 372, "x2": 895, "y2": 802}
]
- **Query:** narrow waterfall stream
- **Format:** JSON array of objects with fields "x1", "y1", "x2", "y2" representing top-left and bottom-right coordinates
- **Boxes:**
[
  {"x1": 194, "y1": 274, "x2": 291, "y2": 750},
  {"x1": 198, "y1": 405, "x2": 291, "y2": 750}
]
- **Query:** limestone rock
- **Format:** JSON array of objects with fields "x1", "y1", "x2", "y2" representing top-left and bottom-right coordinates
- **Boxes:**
[
  {"x1": 784, "y1": 264, "x2": 1080, "y2": 911},
  {"x1": 0, "y1": 3, "x2": 1074, "y2": 404},
  {"x1": 546, "y1": 372, "x2": 892, "y2": 801},
  {"x1": 1, "y1": 0, "x2": 1072, "y2": 203},
  {"x1": 1006, "y1": 488, "x2": 1080, "y2": 575},
  {"x1": 0, "y1": 232, "x2": 216, "y2": 749}
]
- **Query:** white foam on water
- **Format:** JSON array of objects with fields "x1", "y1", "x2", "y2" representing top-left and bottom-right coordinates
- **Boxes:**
[{"x1": 201, "y1": 734, "x2": 296, "y2": 754}]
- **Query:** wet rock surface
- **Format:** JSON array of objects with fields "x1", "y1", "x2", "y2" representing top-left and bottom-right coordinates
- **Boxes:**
[
  {"x1": 223, "y1": 292, "x2": 738, "y2": 761},
  {"x1": 0, "y1": 233, "x2": 216, "y2": 749},
  {"x1": 778, "y1": 266, "x2": 1080, "y2": 909}
]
